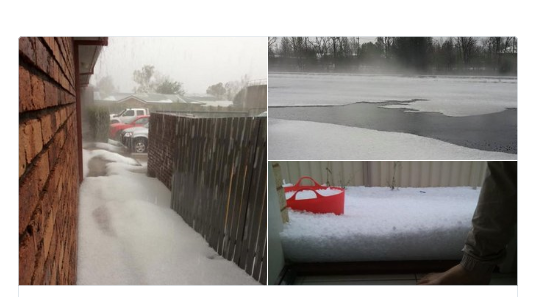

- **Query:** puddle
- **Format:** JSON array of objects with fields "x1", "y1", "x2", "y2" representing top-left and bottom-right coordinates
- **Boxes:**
[{"x1": 269, "y1": 101, "x2": 517, "y2": 154}]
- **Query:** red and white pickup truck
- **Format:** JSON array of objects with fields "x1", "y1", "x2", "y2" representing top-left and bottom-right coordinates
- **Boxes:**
[
  {"x1": 110, "y1": 108, "x2": 149, "y2": 124},
  {"x1": 109, "y1": 115, "x2": 150, "y2": 139}
]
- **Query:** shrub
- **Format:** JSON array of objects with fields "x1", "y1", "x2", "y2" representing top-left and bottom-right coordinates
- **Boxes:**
[{"x1": 87, "y1": 106, "x2": 110, "y2": 142}]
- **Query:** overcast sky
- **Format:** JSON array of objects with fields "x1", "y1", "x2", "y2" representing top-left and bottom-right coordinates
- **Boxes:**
[{"x1": 92, "y1": 37, "x2": 267, "y2": 94}]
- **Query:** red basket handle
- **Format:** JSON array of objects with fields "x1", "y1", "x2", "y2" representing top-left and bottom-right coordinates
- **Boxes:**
[
  {"x1": 293, "y1": 176, "x2": 323, "y2": 188},
  {"x1": 288, "y1": 188, "x2": 322, "y2": 201}
]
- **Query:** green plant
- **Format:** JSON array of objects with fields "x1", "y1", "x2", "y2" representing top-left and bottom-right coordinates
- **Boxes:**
[{"x1": 87, "y1": 106, "x2": 110, "y2": 142}]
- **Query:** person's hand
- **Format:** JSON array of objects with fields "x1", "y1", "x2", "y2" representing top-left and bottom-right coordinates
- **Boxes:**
[{"x1": 417, "y1": 264, "x2": 492, "y2": 285}]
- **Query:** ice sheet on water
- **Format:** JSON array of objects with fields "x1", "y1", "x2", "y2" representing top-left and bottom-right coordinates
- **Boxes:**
[
  {"x1": 280, "y1": 186, "x2": 481, "y2": 262},
  {"x1": 269, "y1": 72, "x2": 517, "y2": 117}
]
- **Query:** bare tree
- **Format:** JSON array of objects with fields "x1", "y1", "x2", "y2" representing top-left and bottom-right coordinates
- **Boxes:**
[
  {"x1": 268, "y1": 37, "x2": 277, "y2": 49},
  {"x1": 280, "y1": 37, "x2": 292, "y2": 58},
  {"x1": 456, "y1": 37, "x2": 477, "y2": 68},
  {"x1": 268, "y1": 37, "x2": 277, "y2": 54},
  {"x1": 309, "y1": 37, "x2": 331, "y2": 59}
]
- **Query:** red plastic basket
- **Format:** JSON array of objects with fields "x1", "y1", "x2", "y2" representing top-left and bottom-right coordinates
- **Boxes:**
[{"x1": 285, "y1": 176, "x2": 345, "y2": 215}]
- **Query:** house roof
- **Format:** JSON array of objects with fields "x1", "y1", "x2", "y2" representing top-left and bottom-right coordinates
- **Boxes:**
[{"x1": 97, "y1": 93, "x2": 206, "y2": 104}]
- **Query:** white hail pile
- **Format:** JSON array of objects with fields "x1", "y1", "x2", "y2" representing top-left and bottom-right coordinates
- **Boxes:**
[
  {"x1": 280, "y1": 186, "x2": 480, "y2": 262},
  {"x1": 78, "y1": 149, "x2": 259, "y2": 285}
]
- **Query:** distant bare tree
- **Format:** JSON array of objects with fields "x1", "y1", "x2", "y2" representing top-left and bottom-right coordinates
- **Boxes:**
[
  {"x1": 456, "y1": 37, "x2": 477, "y2": 67},
  {"x1": 309, "y1": 37, "x2": 331, "y2": 59},
  {"x1": 268, "y1": 37, "x2": 277, "y2": 49},
  {"x1": 290, "y1": 37, "x2": 310, "y2": 70},
  {"x1": 376, "y1": 37, "x2": 394, "y2": 59},
  {"x1": 268, "y1": 37, "x2": 277, "y2": 57},
  {"x1": 280, "y1": 37, "x2": 292, "y2": 58}
]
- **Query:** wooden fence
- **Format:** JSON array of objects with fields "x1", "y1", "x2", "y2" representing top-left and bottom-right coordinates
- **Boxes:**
[{"x1": 169, "y1": 115, "x2": 267, "y2": 284}]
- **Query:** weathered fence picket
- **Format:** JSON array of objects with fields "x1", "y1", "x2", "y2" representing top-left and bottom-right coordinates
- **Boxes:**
[{"x1": 149, "y1": 112, "x2": 267, "y2": 284}]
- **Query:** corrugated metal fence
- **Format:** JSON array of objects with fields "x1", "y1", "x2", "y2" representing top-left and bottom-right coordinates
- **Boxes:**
[
  {"x1": 170, "y1": 116, "x2": 267, "y2": 284},
  {"x1": 277, "y1": 161, "x2": 487, "y2": 188}
]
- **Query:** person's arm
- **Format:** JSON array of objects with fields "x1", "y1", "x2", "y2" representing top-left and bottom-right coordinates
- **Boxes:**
[{"x1": 418, "y1": 161, "x2": 517, "y2": 285}]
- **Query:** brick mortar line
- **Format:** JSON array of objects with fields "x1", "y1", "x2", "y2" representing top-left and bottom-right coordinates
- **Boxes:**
[
  {"x1": 19, "y1": 46, "x2": 75, "y2": 96},
  {"x1": 23, "y1": 136, "x2": 77, "y2": 285},
  {"x1": 19, "y1": 106, "x2": 76, "y2": 188},
  {"x1": 18, "y1": 123, "x2": 76, "y2": 244},
  {"x1": 52, "y1": 38, "x2": 76, "y2": 90},
  {"x1": 19, "y1": 102, "x2": 75, "y2": 125}
]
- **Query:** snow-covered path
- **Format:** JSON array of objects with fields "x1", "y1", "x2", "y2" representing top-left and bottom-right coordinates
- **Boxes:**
[
  {"x1": 281, "y1": 186, "x2": 481, "y2": 262},
  {"x1": 77, "y1": 149, "x2": 259, "y2": 285},
  {"x1": 268, "y1": 118, "x2": 516, "y2": 160}
]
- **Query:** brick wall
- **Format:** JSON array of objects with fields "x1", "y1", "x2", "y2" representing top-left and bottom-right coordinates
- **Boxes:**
[
  {"x1": 19, "y1": 37, "x2": 79, "y2": 285},
  {"x1": 147, "y1": 113, "x2": 178, "y2": 189}
]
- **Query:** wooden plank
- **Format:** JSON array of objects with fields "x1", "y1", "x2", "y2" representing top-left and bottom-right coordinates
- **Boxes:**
[
  {"x1": 252, "y1": 183, "x2": 267, "y2": 282},
  {"x1": 242, "y1": 119, "x2": 267, "y2": 272},
  {"x1": 216, "y1": 117, "x2": 233, "y2": 254},
  {"x1": 164, "y1": 114, "x2": 265, "y2": 284},
  {"x1": 236, "y1": 117, "x2": 259, "y2": 265},
  {"x1": 214, "y1": 117, "x2": 230, "y2": 253},
  {"x1": 271, "y1": 162, "x2": 289, "y2": 223},
  {"x1": 232, "y1": 118, "x2": 257, "y2": 267},
  {"x1": 223, "y1": 117, "x2": 241, "y2": 260}
]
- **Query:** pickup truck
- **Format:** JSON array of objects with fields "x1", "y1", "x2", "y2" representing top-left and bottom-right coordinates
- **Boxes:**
[{"x1": 110, "y1": 108, "x2": 149, "y2": 124}]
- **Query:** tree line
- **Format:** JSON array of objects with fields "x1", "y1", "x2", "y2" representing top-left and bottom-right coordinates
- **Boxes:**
[
  {"x1": 96, "y1": 66, "x2": 251, "y2": 102},
  {"x1": 269, "y1": 37, "x2": 517, "y2": 75}
]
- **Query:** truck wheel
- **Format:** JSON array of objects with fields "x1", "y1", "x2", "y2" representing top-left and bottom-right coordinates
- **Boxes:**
[{"x1": 133, "y1": 138, "x2": 147, "y2": 153}]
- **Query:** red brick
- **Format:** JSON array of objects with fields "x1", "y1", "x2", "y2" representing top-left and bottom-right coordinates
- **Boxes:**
[
  {"x1": 50, "y1": 258, "x2": 58, "y2": 285},
  {"x1": 44, "y1": 81, "x2": 55, "y2": 108},
  {"x1": 43, "y1": 37, "x2": 56, "y2": 52},
  {"x1": 19, "y1": 232, "x2": 37, "y2": 285},
  {"x1": 52, "y1": 62, "x2": 60, "y2": 84},
  {"x1": 20, "y1": 121, "x2": 38, "y2": 164},
  {"x1": 30, "y1": 74, "x2": 45, "y2": 110},
  {"x1": 60, "y1": 106, "x2": 67, "y2": 122},
  {"x1": 19, "y1": 123, "x2": 30, "y2": 165},
  {"x1": 35, "y1": 151, "x2": 50, "y2": 191},
  {"x1": 19, "y1": 140, "x2": 26, "y2": 178},
  {"x1": 40, "y1": 113, "x2": 53, "y2": 145},
  {"x1": 19, "y1": 176, "x2": 39, "y2": 235},
  {"x1": 52, "y1": 44, "x2": 61, "y2": 71},
  {"x1": 35, "y1": 39, "x2": 49, "y2": 74},
  {"x1": 55, "y1": 126, "x2": 66, "y2": 150},
  {"x1": 23, "y1": 119, "x2": 43, "y2": 162},
  {"x1": 41, "y1": 199, "x2": 57, "y2": 259},
  {"x1": 62, "y1": 75, "x2": 69, "y2": 91},
  {"x1": 47, "y1": 137, "x2": 59, "y2": 169},
  {"x1": 47, "y1": 55, "x2": 56, "y2": 81},
  {"x1": 19, "y1": 37, "x2": 35, "y2": 64},
  {"x1": 19, "y1": 66, "x2": 33, "y2": 112},
  {"x1": 54, "y1": 110, "x2": 62, "y2": 130}
]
